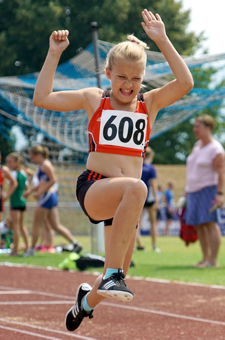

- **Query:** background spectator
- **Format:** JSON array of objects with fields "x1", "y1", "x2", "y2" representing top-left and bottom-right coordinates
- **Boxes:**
[
  {"x1": 138, "y1": 147, "x2": 161, "y2": 252},
  {"x1": 156, "y1": 184, "x2": 164, "y2": 223},
  {"x1": 164, "y1": 181, "x2": 175, "y2": 235},
  {"x1": 185, "y1": 114, "x2": 224, "y2": 267},
  {"x1": 0, "y1": 152, "x2": 17, "y2": 223},
  {"x1": 6, "y1": 153, "x2": 29, "y2": 255}
]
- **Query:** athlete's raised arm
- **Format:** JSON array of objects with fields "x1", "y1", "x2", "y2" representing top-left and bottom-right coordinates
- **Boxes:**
[
  {"x1": 142, "y1": 10, "x2": 194, "y2": 124},
  {"x1": 33, "y1": 30, "x2": 101, "y2": 116}
]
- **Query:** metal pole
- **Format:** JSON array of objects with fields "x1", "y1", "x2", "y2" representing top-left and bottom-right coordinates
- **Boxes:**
[
  {"x1": 96, "y1": 222, "x2": 104, "y2": 253},
  {"x1": 90, "y1": 22, "x2": 104, "y2": 254},
  {"x1": 91, "y1": 21, "x2": 101, "y2": 89}
]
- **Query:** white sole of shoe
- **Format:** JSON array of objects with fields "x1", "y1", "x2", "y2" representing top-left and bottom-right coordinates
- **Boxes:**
[{"x1": 97, "y1": 289, "x2": 133, "y2": 302}]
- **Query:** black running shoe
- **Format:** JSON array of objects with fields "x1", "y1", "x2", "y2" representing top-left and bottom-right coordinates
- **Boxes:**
[
  {"x1": 65, "y1": 283, "x2": 93, "y2": 331},
  {"x1": 97, "y1": 268, "x2": 134, "y2": 302},
  {"x1": 72, "y1": 243, "x2": 83, "y2": 254}
]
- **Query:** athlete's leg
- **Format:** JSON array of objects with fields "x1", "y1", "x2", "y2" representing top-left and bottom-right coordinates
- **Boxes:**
[
  {"x1": 47, "y1": 207, "x2": 79, "y2": 244},
  {"x1": 10, "y1": 210, "x2": 20, "y2": 253},
  {"x1": 147, "y1": 206, "x2": 157, "y2": 248},
  {"x1": 136, "y1": 227, "x2": 145, "y2": 249},
  {"x1": 42, "y1": 218, "x2": 54, "y2": 247},
  {"x1": 86, "y1": 225, "x2": 137, "y2": 308},
  {"x1": 0, "y1": 211, "x2": 2, "y2": 245},
  {"x1": 19, "y1": 211, "x2": 29, "y2": 250},
  {"x1": 65, "y1": 224, "x2": 137, "y2": 331},
  {"x1": 84, "y1": 177, "x2": 147, "y2": 268},
  {"x1": 164, "y1": 217, "x2": 172, "y2": 235},
  {"x1": 136, "y1": 209, "x2": 145, "y2": 249},
  {"x1": 31, "y1": 206, "x2": 49, "y2": 248}
]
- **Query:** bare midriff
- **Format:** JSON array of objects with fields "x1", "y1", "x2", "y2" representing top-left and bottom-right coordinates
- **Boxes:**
[{"x1": 86, "y1": 152, "x2": 143, "y2": 179}]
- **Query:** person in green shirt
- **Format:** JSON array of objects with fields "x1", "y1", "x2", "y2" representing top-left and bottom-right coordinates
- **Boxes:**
[{"x1": 6, "y1": 153, "x2": 29, "y2": 255}]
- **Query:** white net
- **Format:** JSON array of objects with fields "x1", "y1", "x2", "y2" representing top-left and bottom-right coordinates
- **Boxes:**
[{"x1": 0, "y1": 40, "x2": 225, "y2": 205}]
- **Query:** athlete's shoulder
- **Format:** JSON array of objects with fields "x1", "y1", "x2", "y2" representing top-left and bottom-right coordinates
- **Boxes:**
[
  {"x1": 41, "y1": 159, "x2": 53, "y2": 172},
  {"x1": 83, "y1": 87, "x2": 103, "y2": 99},
  {"x1": 82, "y1": 87, "x2": 104, "y2": 118},
  {"x1": 2, "y1": 165, "x2": 10, "y2": 176},
  {"x1": 43, "y1": 159, "x2": 53, "y2": 166}
]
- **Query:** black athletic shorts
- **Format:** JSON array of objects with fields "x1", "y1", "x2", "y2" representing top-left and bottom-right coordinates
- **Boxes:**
[
  {"x1": 166, "y1": 209, "x2": 173, "y2": 220},
  {"x1": 76, "y1": 169, "x2": 139, "y2": 229},
  {"x1": 76, "y1": 169, "x2": 113, "y2": 226},
  {"x1": 144, "y1": 201, "x2": 155, "y2": 208},
  {"x1": 10, "y1": 206, "x2": 26, "y2": 211},
  {"x1": 0, "y1": 197, "x2": 3, "y2": 212}
]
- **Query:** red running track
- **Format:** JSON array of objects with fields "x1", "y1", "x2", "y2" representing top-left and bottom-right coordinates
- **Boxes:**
[{"x1": 0, "y1": 264, "x2": 225, "y2": 340}]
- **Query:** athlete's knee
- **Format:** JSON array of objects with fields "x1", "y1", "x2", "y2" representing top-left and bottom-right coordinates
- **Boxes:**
[{"x1": 125, "y1": 179, "x2": 147, "y2": 204}]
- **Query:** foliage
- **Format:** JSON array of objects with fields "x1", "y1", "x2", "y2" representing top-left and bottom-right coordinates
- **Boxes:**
[
  {"x1": 151, "y1": 66, "x2": 225, "y2": 164},
  {"x1": 1, "y1": 0, "x2": 222, "y2": 165},
  {"x1": 0, "y1": 0, "x2": 204, "y2": 76},
  {"x1": 0, "y1": 133, "x2": 15, "y2": 164}
]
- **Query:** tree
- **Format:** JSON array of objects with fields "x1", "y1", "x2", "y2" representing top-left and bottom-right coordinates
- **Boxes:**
[
  {"x1": 0, "y1": 134, "x2": 15, "y2": 164},
  {"x1": 0, "y1": 0, "x2": 204, "y2": 76},
  {"x1": 150, "y1": 66, "x2": 225, "y2": 164}
]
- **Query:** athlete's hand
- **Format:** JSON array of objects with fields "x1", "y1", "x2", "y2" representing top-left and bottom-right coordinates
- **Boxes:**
[
  {"x1": 1, "y1": 192, "x2": 8, "y2": 201},
  {"x1": 33, "y1": 191, "x2": 41, "y2": 200},
  {"x1": 23, "y1": 189, "x2": 31, "y2": 199},
  {"x1": 49, "y1": 30, "x2": 70, "y2": 53},
  {"x1": 141, "y1": 9, "x2": 167, "y2": 42}
]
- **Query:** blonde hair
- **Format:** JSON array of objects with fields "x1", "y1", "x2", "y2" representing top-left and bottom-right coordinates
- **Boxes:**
[
  {"x1": 105, "y1": 34, "x2": 148, "y2": 71},
  {"x1": 25, "y1": 168, "x2": 35, "y2": 177},
  {"x1": 196, "y1": 114, "x2": 216, "y2": 130},
  {"x1": 6, "y1": 152, "x2": 23, "y2": 170},
  {"x1": 29, "y1": 145, "x2": 49, "y2": 159}
]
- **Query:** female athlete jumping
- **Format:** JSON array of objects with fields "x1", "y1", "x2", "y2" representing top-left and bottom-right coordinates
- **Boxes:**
[{"x1": 33, "y1": 9, "x2": 193, "y2": 331}]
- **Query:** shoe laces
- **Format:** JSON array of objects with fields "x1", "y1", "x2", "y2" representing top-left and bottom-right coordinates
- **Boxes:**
[{"x1": 112, "y1": 271, "x2": 126, "y2": 285}]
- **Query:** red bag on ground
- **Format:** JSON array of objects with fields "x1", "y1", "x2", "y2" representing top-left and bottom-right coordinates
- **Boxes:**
[{"x1": 179, "y1": 208, "x2": 198, "y2": 246}]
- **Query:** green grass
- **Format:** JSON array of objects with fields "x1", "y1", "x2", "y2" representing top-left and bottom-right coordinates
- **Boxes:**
[
  {"x1": 129, "y1": 236, "x2": 225, "y2": 286},
  {"x1": 1, "y1": 235, "x2": 225, "y2": 286}
]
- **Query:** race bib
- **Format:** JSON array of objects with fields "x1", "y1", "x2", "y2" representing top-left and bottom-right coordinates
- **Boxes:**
[{"x1": 99, "y1": 110, "x2": 147, "y2": 149}]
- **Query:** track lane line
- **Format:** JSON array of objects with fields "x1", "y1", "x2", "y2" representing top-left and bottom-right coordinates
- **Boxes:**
[
  {"x1": 0, "y1": 300, "x2": 73, "y2": 305},
  {"x1": 0, "y1": 319, "x2": 100, "y2": 340},
  {"x1": 0, "y1": 325, "x2": 67, "y2": 340},
  {"x1": 0, "y1": 290, "x2": 32, "y2": 294},
  {"x1": 102, "y1": 301, "x2": 225, "y2": 326},
  {"x1": 1, "y1": 285, "x2": 225, "y2": 327}
]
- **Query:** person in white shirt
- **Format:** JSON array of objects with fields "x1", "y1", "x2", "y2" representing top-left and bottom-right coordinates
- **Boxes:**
[{"x1": 185, "y1": 115, "x2": 224, "y2": 267}]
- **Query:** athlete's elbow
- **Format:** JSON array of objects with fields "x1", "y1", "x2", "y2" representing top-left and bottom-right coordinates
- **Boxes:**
[
  {"x1": 179, "y1": 80, "x2": 193, "y2": 97},
  {"x1": 183, "y1": 77, "x2": 194, "y2": 93},
  {"x1": 33, "y1": 96, "x2": 43, "y2": 108},
  {"x1": 33, "y1": 92, "x2": 46, "y2": 108}
]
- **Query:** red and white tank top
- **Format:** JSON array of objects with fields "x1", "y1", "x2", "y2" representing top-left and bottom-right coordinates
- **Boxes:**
[{"x1": 88, "y1": 90, "x2": 151, "y2": 158}]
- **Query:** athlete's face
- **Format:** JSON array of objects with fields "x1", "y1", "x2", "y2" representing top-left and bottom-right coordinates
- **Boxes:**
[
  {"x1": 106, "y1": 58, "x2": 145, "y2": 103},
  {"x1": 6, "y1": 157, "x2": 17, "y2": 171},
  {"x1": 29, "y1": 152, "x2": 42, "y2": 164}
]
